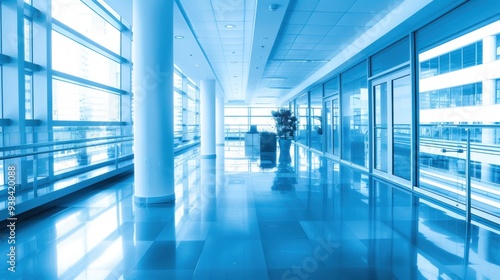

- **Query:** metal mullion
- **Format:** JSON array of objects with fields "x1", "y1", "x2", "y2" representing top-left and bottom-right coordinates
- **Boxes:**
[
  {"x1": 52, "y1": 70, "x2": 126, "y2": 95},
  {"x1": 82, "y1": 0, "x2": 128, "y2": 31},
  {"x1": 52, "y1": 19, "x2": 125, "y2": 63}
]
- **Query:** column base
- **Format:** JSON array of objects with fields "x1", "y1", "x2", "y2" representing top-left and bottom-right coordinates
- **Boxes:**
[{"x1": 134, "y1": 194, "x2": 175, "y2": 204}]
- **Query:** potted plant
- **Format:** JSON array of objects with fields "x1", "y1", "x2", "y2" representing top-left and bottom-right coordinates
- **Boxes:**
[{"x1": 271, "y1": 108, "x2": 297, "y2": 163}]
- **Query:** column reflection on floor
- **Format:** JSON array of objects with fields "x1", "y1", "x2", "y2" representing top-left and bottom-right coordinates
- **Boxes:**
[{"x1": 0, "y1": 143, "x2": 499, "y2": 279}]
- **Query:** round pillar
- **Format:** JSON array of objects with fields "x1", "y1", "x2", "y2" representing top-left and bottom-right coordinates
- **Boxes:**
[{"x1": 132, "y1": 0, "x2": 175, "y2": 203}]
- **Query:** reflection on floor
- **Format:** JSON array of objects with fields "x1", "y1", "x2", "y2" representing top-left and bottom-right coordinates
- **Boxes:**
[{"x1": 1, "y1": 142, "x2": 499, "y2": 279}]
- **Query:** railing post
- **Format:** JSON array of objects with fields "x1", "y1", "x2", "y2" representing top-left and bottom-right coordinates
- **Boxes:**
[
  {"x1": 465, "y1": 128, "x2": 471, "y2": 223},
  {"x1": 33, "y1": 154, "x2": 38, "y2": 197},
  {"x1": 114, "y1": 143, "x2": 119, "y2": 169}
]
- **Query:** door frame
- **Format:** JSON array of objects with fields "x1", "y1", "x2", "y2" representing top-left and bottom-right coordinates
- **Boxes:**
[{"x1": 370, "y1": 68, "x2": 412, "y2": 186}]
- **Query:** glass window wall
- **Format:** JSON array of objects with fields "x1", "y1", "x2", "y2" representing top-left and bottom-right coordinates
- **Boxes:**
[
  {"x1": 418, "y1": 19, "x2": 500, "y2": 216},
  {"x1": 296, "y1": 93, "x2": 309, "y2": 145},
  {"x1": 310, "y1": 86, "x2": 323, "y2": 151},
  {"x1": 341, "y1": 62, "x2": 369, "y2": 167}
]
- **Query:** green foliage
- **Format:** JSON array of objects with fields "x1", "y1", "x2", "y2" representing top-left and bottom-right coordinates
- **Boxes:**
[{"x1": 271, "y1": 108, "x2": 297, "y2": 139}]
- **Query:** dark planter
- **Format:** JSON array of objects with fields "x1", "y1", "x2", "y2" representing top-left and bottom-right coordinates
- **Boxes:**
[
  {"x1": 278, "y1": 138, "x2": 292, "y2": 164},
  {"x1": 260, "y1": 132, "x2": 276, "y2": 168}
]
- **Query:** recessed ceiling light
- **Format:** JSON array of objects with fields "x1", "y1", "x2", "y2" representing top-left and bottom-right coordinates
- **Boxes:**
[
  {"x1": 225, "y1": 24, "x2": 236, "y2": 29},
  {"x1": 174, "y1": 35, "x2": 184, "y2": 39}
]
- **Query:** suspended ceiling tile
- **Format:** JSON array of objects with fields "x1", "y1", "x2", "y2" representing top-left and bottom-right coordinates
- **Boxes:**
[
  {"x1": 293, "y1": 0, "x2": 320, "y2": 11},
  {"x1": 285, "y1": 11, "x2": 312, "y2": 24},
  {"x1": 301, "y1": 24, "x2": 333, "y2": 36},
  {"x1": 314, "y1": 43, "x2": 340, "y2": 51},
  {"x1": 214, "y1": 10, "x2": 245, "y2": 21},
  {"x1": 290, "y1": 42, "x2": 318, "y2": 50},
  {"x1": 328, "y1": 26, "x2": 360, "y2": 36},
  {"x1": 191, "y1": 21, "x2": 218, "y2": 31},
  {"x1": 294, "y1": 34, "x2": 324, "y2": 44},
  {"x1": 211, "y1": 0, "x2": 243, "y2": 10},
  {"x1": 319, "y1": 35, "x2": 354, "y2": 45},
  {"x1": 277, "y1": 34, "x2": 298, "y2": 44},
  {"x1": 281, "y1": 24, "x2": 304, "y2": 35},
  {"x1": 348, "y1": 0, "x2": 404, "y2": 13},
  {"x1": 315, "y1": 0, "x2": 356, "y2": 12},
  {"x1": 277, "y1": 42, "x2": 293, "y2": 50},
  {"x1": 336, "y1": 12, "x2": 382, "y2": 27},
  {"x1": 286, "y1": 49, "x2": 311, "y2": 58},
  {"x1": 307, "y1": 12, "x2": 344, "y2": 25},
  {"x1": 306, "y1": 50, "x2": 333, "y2": 60}
]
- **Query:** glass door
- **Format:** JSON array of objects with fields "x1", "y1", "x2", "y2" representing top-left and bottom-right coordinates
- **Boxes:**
[
  {"x1": 324, "y1": 100, "x2": 332, "y2": 154},
  {"x1": 372, "y1": 69, "x2": 412, "y2": 183},
  {"x1": 324, "y1": 96, "x2": 340, "y2": 157}
]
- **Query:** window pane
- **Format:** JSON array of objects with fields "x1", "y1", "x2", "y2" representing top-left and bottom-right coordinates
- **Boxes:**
[
  {"x1": 52, "y1": 0, "x2": 120, "y2": 53},
  {"x1": 392, "y1": 76, "x2": 411, "y2": 180},
  {"x1": 462, "y1": 44, "x2": 476, "y2": 68},
  {"x1": 296, "y1": 93, "x2": 309, "y2": 145},
  {"x1": 374, "y1": 83, "x2": 388, "y2": 172},
  {"x1": 250, "y1": 107, "x2": 273, "y2": 116},
  {"x1": 371, "y1": 37, "x2": 409, "y2": 76},
  {"x1": 52, "y1": 31, "x2": 120, "y2": 88},
  {"x1": 225, "y1": 107, "x2": 247, "y2": 116},
  {"x1": 25, "y1": 74, "x2": 33, "y2": 119},
  {"x1": 450, "y1": 49, "x2": 462, "y2": 71},
  {"x1": 438, "y1": 53, "x2": 450, "y2": 74},
  {"x1": 310, "y1": 86, "x2": 322, "y2": 151},
  {"x1": 174, "y1": 91, "x2": 183, "y2": 133},
  {"x1": 324, "y1": 76, "x2": 339, "y2": 96},
  {"x1": 418, "y1": 20, "x2": 500, "y2": 215},
  {"x1": 52, "y1": 79, "x2": 120, "y2": 121},
  {"x1": 333, "y1": 98, "x2": 340, "y2": 156},
  {"x1": 174, "y1": 72, "x2": 183, "y2": 89},
  {"x1": 24, "y1": 18, "x2": 32, "y2": 62},
  {"x1": 341, "y1": 62, "x2": 368, "y2": 167}
]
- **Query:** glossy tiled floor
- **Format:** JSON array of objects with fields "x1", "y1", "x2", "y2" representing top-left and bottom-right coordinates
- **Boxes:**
[{"x1": 1, "y1": 142, "x2": 499, "y2": 279}]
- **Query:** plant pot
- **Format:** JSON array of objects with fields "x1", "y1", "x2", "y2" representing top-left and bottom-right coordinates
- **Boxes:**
[
  {"x1": 260, "y1": 132, "x2": 277, "y2": 168},
  {"x1": 278, "y1": 138, "x2": 292, "y2": 164}
]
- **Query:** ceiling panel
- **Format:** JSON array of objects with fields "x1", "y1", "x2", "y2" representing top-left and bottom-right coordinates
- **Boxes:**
[
  {"x1": 285, "y1": 11, "x2": 312, "y2": 24},
  {"x1": 336, "y1": 12, "x2": 382, "y2": 27},
  {"x1": 175, "y1": 0, "x2": 435, "y2": 105},
  {"x1": 307, "y1": 12, "x2": 344, "y2": 25},
  {"x1": 348, "y1": 0, "x2": 404, "y2": 13},
  {"x1": 294, "y1": 34, "x2": 324, "y2": 44},
  {"x1": 315, "y1": 0, "x2": 356, "y2": 12},
  {"x1": 293, "y1": 0, "x2": 320, "y2": 11},
  {"x1": 301, "y1": 25, "x2": 333, "y2": 35},
  {"x1": 281, "y1": 24, "x2": 304, "y2": 35}
]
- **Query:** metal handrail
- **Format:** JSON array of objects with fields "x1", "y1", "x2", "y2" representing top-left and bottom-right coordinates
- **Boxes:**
[
  {"x1": 0, "y1": 137, "x2": 133, "y2": 161},
  {"x1": 419, "y1": 123, "x2": 500, "y2": 129},
  {"x1": 0, "y1": 134, "x2": 133, "y2": 153}
]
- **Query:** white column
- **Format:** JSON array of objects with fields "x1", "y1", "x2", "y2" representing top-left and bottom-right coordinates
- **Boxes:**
[
  {"x1": 132, "y1": 0, "x2": 175, "y2": 203},
  {"x1": 201, "y1": 79, "x2": 216, "y2": 157},
  {"x1": 216, "y1": 94, "x2": 225, "y2": 146}
]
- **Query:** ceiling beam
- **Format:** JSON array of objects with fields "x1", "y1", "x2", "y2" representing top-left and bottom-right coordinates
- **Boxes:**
[{"x1": 245, "y1": 0, "x2": 291, "y2": 104}]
